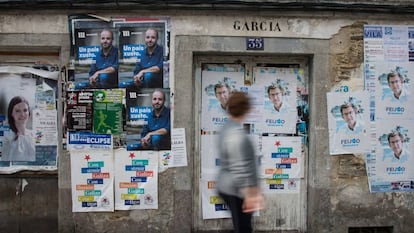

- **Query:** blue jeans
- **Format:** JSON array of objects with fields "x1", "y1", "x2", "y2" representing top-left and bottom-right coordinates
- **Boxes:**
[
  {"x1": 119, "y1": 72, "x2": 162, "y2": 89},
  {"x1": 75, "y1": 73, "x2": 118, "y2": 89}
]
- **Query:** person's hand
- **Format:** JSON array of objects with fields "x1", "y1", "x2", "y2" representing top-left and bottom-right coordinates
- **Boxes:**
[
  {"x1": 89, "y1": 73, "x2": 99, "y2": 87},
  {"x1": 243, "y1": 193, "x2": 265, "y2": 213},
  {"x1": 133, "y1": 73, "x2": 143, "y2": 87},
  {"x1": 140, "y1": 134, "x2": 151, "y2": 148}
]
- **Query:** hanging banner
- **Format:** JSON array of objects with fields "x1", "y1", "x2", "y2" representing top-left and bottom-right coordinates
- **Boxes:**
[
  {"x1": 114, "y1": 149, "x2": 158, "y2": 210},
  {"x1": 70, "y1": 149, "x2": 114, "y2": 212},
  {"x1": 327, "y1": 91, "x2": 371, "y2": 155},
  {"x1": 0, "y1": 66, "x2": 58, "y2": 173}
]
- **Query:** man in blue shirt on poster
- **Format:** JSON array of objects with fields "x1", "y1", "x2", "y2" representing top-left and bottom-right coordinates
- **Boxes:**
[
  {"x1": 120, "y1": 28, "x2": 164, "y2": 89},
  {"x1": 76, "y1": 29, "x2": 119, "y2": 89},
  {"x1": 128, "y1": 89, "x2": 170, "y2": 150}
]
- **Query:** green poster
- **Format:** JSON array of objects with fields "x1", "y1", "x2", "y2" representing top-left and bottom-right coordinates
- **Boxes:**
[{"x1": 93, "y1": 89, "x2": 124, "y2": 135}]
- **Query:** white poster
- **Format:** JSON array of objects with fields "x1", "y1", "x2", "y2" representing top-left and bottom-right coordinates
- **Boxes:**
[
  {"x1": 373, "y1": 62, "x2": 414, "y2": 119},
  {"x1": 114, "y1": 149, "x2": 158, "y2": 210},
  {"x1": 170, "y1": 128, "x2": 188, "y2": 167},
  {"x1": 200, "y1": 134, "x2": 220, "y2": 176},
  {"x1": 364, "y1": 25, "x2": 414, "y2": 192},
  {"x1": 254, "y1": 67, "x2": 297, "y2": 134},
  {"x1": 201, "y1": 65, "x2": 245, "y2": 132},
  {"x1": 200, "y1": 174, "x2": 231, "y2": 220},
  {"x1": 70, "y1": 149, "x2": 114, "y2": 212},
  {"x1": 374, "y1": 120, "x2": 414, "y2": 182},
  {"x1": 260, "y1": 136, "x2": 303, "y2": 179},
  {"x1": 0, "y1": 66, "x2": 59, "y2": 173},
  {"x1": 327, "y1": 91, "x2": 371, "y2": 155}
]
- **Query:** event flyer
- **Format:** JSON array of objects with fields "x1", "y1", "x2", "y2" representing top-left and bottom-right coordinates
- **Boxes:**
[
  {"x1": 66, "y1": 90, "x2": 94, "y2": 131},
  {"x1": 93, "y1": 89, "x2": 123, "y2": 135}
]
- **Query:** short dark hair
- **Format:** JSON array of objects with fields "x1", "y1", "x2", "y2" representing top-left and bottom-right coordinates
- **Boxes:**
[
  {"x1": 267, "y1": 84, "x2": 284, "y2": 95},
  {"x1": 340, "y1": 102, "x2": 357, "y2": 115},
  {"x1": 227, "y1": 92, "x2": 251, "y2": 117},
  {"x1": 387, "y1": 131, "x2": 404, "y2": 143},
  {"x1": 101, "y1": 29, "x2": 114, "y2": 40},
  {"x1": 214, "y1": 83, "x2": 230, "y2": 94},
  {"x1": 387, "y1": 72, "x2": 403, "y2": 83}
]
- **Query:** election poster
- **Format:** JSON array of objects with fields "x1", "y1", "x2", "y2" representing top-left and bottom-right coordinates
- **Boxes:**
[
  {"x1": 200, "y1": 174, "x2": 231, "y2": 220},
  {"x1": 374, "y1": 120, "x2": 414, "y2": 180},
  {"x1": 254, "y1": 67, "x2": 297, "y2": 134},
  {"x1": 125, "y1": 88, "x2": 171, "y2": 151},
  {"x1": 364, "y1": 25, "x2": 414, "y2": 192},
  {"x1": 371, "y1": 62, "x2": 414, "y2": 119},
  {"x1": 114, "y1": 149, "x2": 158, "y2": 210},
  {"x1": 70, "y1": 149, "x2": 114, "y2": 212},
  {"x1": 200, "y1": 64, "x2": 245, "y2": 132},
  {"x1": 0, "y1": 66, "x2": 59, "y2": 173},
  {"x1": 261, "y1": 136, "x2": 303, "y2": 179},
  {"x1": 69, "y1": 132, "x2": 114, "y2": 212},
  {"x1": 327, "y1": 91, "x2": 371, "y2": 155},
  {"x1": 68, "y1": 15, "x2": 170, "y2": 90}
]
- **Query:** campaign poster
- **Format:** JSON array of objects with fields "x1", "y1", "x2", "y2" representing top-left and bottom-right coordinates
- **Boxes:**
[
  {"x1": 66, "y1": 90, "x2": 94, "y2": 132},
  {"x1": 114, "y1": 149, "x2": 158, "y2": 210},
  {"x1": 70, "y1": 149, "x2": 114, "y2": 212},
  {"x1": 125, "y1": 88, "x2": 171, "y2": 151},
  {"x1": 373, "y1": 62, "x2": 414, "y2": 119},
  {"x1": 115, "y1": 21, "x2": 169, "y2": 89},
  {"x1": 0, "y1": 66, "x2": 58, "y2": 173},
  {"x1": 254, "y1": 67, "x2": 297, "y2": 134},
  {"x1": 260, "y1": 136, "x2": 303, "y2": 179},
  {"x1": 200, "y1": 174, "x2": 231, "y2": 220},
  {"x1": 69, "y1": 15, "x2": 170, "y2": 90},
  {"x1": 374, "y1": 120, "x2": 414, "y2": 182},
  {"x1": 93, "y1": 89, "x2": 123, "y2": 135},
  {"x1": 200, "y1": 64, "x2": 245, "y2": 132},
  {"x1": 327, "y1": 91, "x2": 371, "y2": 155}
]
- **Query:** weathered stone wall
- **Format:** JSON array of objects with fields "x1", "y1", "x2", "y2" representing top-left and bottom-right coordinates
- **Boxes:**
[{"x1": 1, "y1": 5, "x2": 414, "y2": 233}]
